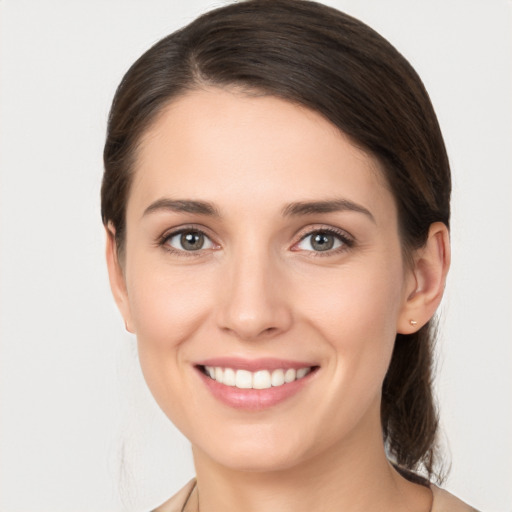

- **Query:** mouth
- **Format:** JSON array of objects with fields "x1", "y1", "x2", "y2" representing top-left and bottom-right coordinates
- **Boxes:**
[
  {"x1": 198, "y1": 365, "x2": 316, "y2": 389},
  {"x1": 194, "y1": 359, "x2": 319, "y2": 410}
]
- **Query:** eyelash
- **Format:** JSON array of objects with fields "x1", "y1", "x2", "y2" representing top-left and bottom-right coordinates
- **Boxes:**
[
  {"x1": 158, "y1": 225, "x2": 217, "y2": 258},
  {"x1": 157, "y1": 225, "x2": 355, "y2": 257},
  {"x1": 293, "y1": 227, "x2": 354, "y2": 257}
]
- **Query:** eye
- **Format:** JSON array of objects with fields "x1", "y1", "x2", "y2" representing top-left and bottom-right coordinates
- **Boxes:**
[
  {"x1": 164, "y1": 229, "x2": 215, "y2": 252},
  {"x1": 294, "y1": 229, "x2": 352, "y2": 253}
]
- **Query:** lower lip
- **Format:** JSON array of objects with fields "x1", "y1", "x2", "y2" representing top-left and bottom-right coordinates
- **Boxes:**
[{"x1": 196, "y1": 368, "x2": 316, "y2": 411}]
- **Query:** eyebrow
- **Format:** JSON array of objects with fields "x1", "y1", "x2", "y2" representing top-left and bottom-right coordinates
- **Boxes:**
[
  {"x1": 142, "y1": 198, "x2": 220, "y2": 218},
  {"x1": 142, "y1": 197, "x2": 374, "y2": 223},
  {"x1": 282, "y1": 199, "x2": 375, "y2": 223}
]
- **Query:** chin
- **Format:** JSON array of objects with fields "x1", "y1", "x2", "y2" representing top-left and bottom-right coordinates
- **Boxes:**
[
  {"x1": 193, "y1": 427, "x2": 308, "y2": 473},
  {"x1": 213, "y1": 448, "x2": 303, "y2": 473}
]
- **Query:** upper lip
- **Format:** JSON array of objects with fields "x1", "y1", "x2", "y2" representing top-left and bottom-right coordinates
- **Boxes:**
[{"x1": 195, "y1": 357, "x2": 318, "y2": 372}]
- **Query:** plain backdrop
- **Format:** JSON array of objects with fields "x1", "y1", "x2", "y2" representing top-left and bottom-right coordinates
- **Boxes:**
[{"x1": 1, "y1": 1, "x2": 511, "y2": 511}]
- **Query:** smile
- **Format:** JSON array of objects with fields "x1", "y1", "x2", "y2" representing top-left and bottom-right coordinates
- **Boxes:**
[
  {"x1": 195, "y1": 359, "x2": 319, "y2": 410},
  {"x1": 201, "y1": 366, "x2": 313, "y2": 389}
]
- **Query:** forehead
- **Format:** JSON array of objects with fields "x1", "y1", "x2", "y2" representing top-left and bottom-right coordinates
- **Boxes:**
[{"x1": 129, "y1": 87, "x2": 394, "y2": 220}]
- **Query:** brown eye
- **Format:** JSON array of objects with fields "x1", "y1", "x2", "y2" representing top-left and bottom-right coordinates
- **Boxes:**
[{"x1": 165, "y1": 230, "x2": 214, "y2": 252}]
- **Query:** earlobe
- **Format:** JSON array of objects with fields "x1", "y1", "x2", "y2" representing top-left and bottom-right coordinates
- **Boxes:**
[
  {"x1": 397, "y1": 222, "x2": 450, "y2": 334},
  {"x1": 105, "y1": 224, "x2": 135, "y2": 333}
]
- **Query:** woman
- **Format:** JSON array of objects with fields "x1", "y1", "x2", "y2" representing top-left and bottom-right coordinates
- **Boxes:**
[{"x1": 102, "y1": 0, "x2": 477, "y2": 510}]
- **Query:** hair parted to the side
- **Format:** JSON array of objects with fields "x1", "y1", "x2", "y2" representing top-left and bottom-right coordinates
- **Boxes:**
[{"x1": 102, "y1": 0, "x2": 450, "y2": 483}]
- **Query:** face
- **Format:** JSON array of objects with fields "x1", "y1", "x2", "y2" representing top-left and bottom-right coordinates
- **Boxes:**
[{"x1": 112, "y1": 88, "x2": 418, "y2": 473}]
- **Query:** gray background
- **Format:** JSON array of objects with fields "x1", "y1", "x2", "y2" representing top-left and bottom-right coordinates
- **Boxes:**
[{"x1": 1, "y1": 1, "x2": 511, "y2": 511}]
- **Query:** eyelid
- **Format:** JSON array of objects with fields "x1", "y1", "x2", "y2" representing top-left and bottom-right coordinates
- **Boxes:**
[
  {"x1": 156, "y1": 223, "x2": 354, "y2": 257},
  {"x1": 158, "y1": 224, "x2": 220, "y2": 256},
  {"x1": 291, "y1": 225, "x2": 355, "y2": 254}
]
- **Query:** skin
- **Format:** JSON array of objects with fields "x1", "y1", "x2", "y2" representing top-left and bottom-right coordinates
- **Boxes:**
[{"x1": 106, "y1": 87, "x2": 450, "y2": 512}]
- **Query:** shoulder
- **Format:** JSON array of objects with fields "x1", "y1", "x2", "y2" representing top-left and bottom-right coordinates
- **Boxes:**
[
  {"x1": 151, "y1": 479, "x2": 481, "y2": 512},
  {"x1": 431, "y1": 485, "x2": 480, "y2": 512},
  {"x1": 151, "y1": 479, "x2": 197, "y2": 512}
]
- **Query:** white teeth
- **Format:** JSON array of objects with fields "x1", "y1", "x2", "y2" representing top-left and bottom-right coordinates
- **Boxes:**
[
  {"x1": 253, "y1": 370, "x2": 271, "y2": 389},
  {"x1": 223, "y1": 367, "x2": 236, "y2": 386},
  {"x1": 296, "y1": 367, "x2": 310, "y2": 379},
  {"x1": 204, "y1": 366, "x2": 313, "y2": 389},
  {"x1": 271, "y1": 369, "x2": 285, "y2": 387},
  {"x1": 235, "y1": 369, "x2": 253, "y2": 389},
  {"x1": 284, "y1": 368, "x2": 296, "y2": 383}
]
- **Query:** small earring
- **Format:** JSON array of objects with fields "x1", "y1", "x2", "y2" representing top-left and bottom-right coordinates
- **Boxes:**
[{"x1": 410, "y1": 319, "x2": 418, "y2": 326}]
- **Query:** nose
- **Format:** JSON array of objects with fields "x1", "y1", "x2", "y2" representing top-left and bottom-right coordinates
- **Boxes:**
[{"x1": 216, "y1": 246, "x2": 293, "y2": 341}]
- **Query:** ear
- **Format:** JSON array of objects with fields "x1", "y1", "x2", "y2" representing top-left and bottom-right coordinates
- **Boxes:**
[
  {"x1": 105, "y1": 224, "x2": 135, "y2": 333},
  {"x1": 397, "y1": 222, "x2": 451, "y2": 334}
]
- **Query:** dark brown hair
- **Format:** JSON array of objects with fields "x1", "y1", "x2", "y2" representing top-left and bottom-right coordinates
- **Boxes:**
[{"x1": 102, "y1": 0, "x2": 450, "y2": 483}]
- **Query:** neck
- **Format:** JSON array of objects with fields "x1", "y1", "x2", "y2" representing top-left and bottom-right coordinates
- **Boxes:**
[{"x1": 192, "y1": 404, "x2": 432, "y2": 512}]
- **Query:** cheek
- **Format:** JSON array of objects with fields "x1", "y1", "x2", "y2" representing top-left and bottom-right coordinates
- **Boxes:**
[
  {"x1": 295, "y1": 258, "x2": 405, "y2": 400},
  {"x1": 298, "y1": 260, "x2": 404, "y2": 344},
  {"x1": 125, "y1": 261, "x2": 218, "y2": 424},
  {"x1": 127, "y1": 263, "x2": 214, "y2": 347},
  {"x1": 287, "y1": 262, "x2": 405, "y2": 443}
]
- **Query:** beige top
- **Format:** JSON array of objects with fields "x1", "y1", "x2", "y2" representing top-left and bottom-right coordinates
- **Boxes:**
[{"x1": 153, "y1": 479, "x2": 480, "y2": 512}]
